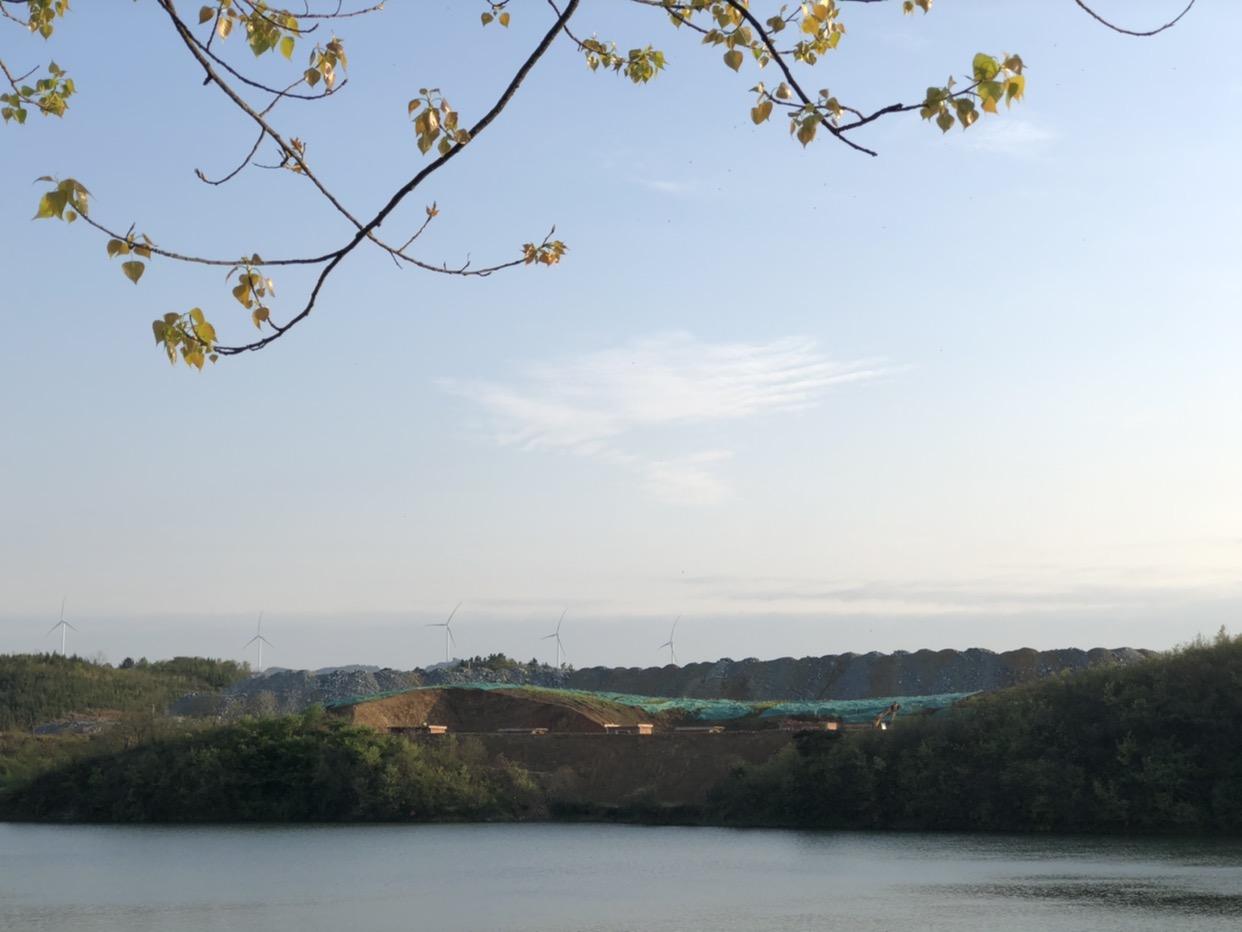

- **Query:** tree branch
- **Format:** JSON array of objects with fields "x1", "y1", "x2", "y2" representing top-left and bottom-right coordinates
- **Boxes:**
[
  {"x1": 1073, "y1": 0, "x2": 1196, "y2": 37},
  {"x1": 214, "y1": 0, "x2": 584, "y2": 355}
]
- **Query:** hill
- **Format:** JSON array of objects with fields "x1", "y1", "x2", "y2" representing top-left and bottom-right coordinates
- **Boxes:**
[{"x1": 709, "y1": 631, "x2": 1242, "y2": 833}]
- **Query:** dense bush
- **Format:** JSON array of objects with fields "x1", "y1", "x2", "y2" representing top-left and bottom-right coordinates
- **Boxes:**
[{"x1": 0, "y1": 712, "x2": 540, "y2": 823}]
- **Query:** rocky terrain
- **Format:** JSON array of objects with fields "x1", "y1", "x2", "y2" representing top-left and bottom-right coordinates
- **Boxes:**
[{"x1": 168, "y1": 646, "x2": 1155, "y2": 719}]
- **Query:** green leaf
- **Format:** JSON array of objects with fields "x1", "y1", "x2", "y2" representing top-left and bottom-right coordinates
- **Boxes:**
[
  {"x1": 972, "y1": 53, "x2": 1000, "y2": 83},
  {"x1": 723, "y1": 49, "x2": 744, "y2": 72},
  {"x1": 122, "y1": 261, "x2": 145, "y2": 284},
  {"x1": 280, "y1": 36, "x2": 295, "y2": 60}
]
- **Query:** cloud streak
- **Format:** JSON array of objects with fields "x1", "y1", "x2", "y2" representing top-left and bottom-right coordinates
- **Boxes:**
[
  {"x1": 968, "y1": 118, "x2": 1055, "y2": 156},
  {"x1": 440, "y1": 333, "x2": 888, "y2": 503}
]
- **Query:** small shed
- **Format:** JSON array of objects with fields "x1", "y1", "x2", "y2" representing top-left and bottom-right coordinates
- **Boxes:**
[{"x1": 603, "y1": 723, "x2": 654, "y2": 735}]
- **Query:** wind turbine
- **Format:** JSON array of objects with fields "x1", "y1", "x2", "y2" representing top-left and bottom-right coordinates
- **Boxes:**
[
  {"x1": 426, "y1": 603, "x2": 460, "y2": 664},
  {"x1": 244, "y1": 611, "x2": 273, "y2": 673},
  {"x1": 47, "y1": 596, "x2": 78, "y2": 656},
  {"x1": 541, "y1": 609, "x2": 568, "y2": 669},
  {"x1": 659, "y1": 615, "x2": 680, "y2": 665}
]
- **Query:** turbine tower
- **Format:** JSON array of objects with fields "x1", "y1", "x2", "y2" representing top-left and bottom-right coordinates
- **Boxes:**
[
  {"x1": 47, "y1": 596, "x2": 78, "y2": 656},
  {"x1": 244, "y1": 611, "x2": 273, "y2": 673},
  {"x1": 541, "y1": 609, "x2": 568, "y2": 669},
  {"x1": 426, "y1": 603, "x2": 460, "y2": 664},
  {"x1": 659, "y1": 615, "x2": 680, "y2": 665}
]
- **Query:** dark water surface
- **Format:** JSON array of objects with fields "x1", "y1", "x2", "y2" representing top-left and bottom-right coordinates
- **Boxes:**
[{"x1": 2, "y1": 823, "x2": 1240, "y2": 930}]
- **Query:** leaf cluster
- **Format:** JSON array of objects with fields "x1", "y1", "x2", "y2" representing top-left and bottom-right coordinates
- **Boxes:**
[
  {"x1": 0, "y1": 59, "x2": 73, "y2": 124},
  {"x1": 920, "y1": 52, "x2": 1025, "y2": 133},
  {"x1": 408, "y1": 88, "x2": 471, "y2": 157}
]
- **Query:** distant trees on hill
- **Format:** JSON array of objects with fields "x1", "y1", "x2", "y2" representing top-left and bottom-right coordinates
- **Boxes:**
[{"x1": 0, "y1": 653, "x2": 249, "y2": 732}]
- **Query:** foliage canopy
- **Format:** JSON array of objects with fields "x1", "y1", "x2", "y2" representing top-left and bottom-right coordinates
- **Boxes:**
[{"x1": 0, "y1": 0, "x2": 1191, "y2": 367}]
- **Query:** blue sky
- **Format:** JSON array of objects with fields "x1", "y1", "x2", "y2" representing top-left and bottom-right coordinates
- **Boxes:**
[{"x1": 2, "y1": 1, "x2": 1238, "y2": 671}]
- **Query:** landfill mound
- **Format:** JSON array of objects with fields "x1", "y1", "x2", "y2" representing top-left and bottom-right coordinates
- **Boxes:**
[{"x1": 566, "y1": 646, "x2": 1156, "y2": 701}]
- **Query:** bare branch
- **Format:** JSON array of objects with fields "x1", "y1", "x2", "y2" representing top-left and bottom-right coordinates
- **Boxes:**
[{"x1": 1073, "y1": 0, "x2": 1196, "y2": 37}]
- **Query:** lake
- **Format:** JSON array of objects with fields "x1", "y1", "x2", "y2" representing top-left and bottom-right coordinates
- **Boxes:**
[{"x1": 2, "y1": 823, "x2": 1240, "y2": 931}]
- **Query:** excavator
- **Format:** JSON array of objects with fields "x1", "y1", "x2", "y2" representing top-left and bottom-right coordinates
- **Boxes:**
[{"x1": 873, "y1": 701, "x2": 900, "y2": 730}]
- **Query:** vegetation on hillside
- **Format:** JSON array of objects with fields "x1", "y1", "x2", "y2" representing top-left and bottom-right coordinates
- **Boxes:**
[
  {"x1": 0, "y1": 653, "x2": 248, "y2": 732},
  {"x1": 0, "y1": 710, "x2": 540, "y2": 823},
  {"x1": 708, "y1": 631, "x2": 1242, "y2": 834},
  {"x1": 4, "y1": 636, "x2": 1241, "y2": 833}
]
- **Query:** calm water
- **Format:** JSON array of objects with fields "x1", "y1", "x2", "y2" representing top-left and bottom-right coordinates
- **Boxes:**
[{"x1": 1, "y1": 823, "x2": 1240, "y2": 931}]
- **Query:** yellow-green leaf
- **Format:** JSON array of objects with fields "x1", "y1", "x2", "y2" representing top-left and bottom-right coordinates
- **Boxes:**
[
  {"x1": 724, "y1": 49, "x2": 744, "y2": 72},
  {"x1": 280, "y1": 36, "x2": 295, "y2": 60},
  {"x1": 121, "y1": 260, "x2": 145, "y2": 284}
]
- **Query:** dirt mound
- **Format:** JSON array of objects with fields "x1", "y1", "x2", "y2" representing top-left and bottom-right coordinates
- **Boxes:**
[{"x1": 336, "y1": 687, "x2": 663, "y2": 733}]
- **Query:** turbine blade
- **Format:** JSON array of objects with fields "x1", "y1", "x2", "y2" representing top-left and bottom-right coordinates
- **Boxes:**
[
  {"x1": 60, "y1": 595, "x2": 66, "y2": 622},
  {"x1": 448, "y1": 627, "x2": 457, "y2": 649},
  {"x1": 65, "y1": 621, "x2": 80, "y2": 632},
  {"x1": 46, "y1": 622, "x2": 62, "y2": 637},
  {"x1": 445, "y1": 602, "x2": 461, "y2": 626},
  {"x1": 540, "y1": 633, "x2": 557, "y2": 641}
]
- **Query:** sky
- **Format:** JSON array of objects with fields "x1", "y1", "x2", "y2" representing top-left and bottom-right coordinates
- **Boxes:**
[{"x1": 1, "y1": 0, "x2": 1238, "y2": 672}]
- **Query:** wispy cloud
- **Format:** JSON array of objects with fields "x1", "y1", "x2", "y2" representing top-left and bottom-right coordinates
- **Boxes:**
[
  {"x1": 631, "y1": 177, "x2": 694, "y2": 196},
  {"x1": 439, "y1": 334, "x2": 888, "y2": 504},
  {"x1": 968, "y1": 118, "x2": 1055, "y2": 156}
]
